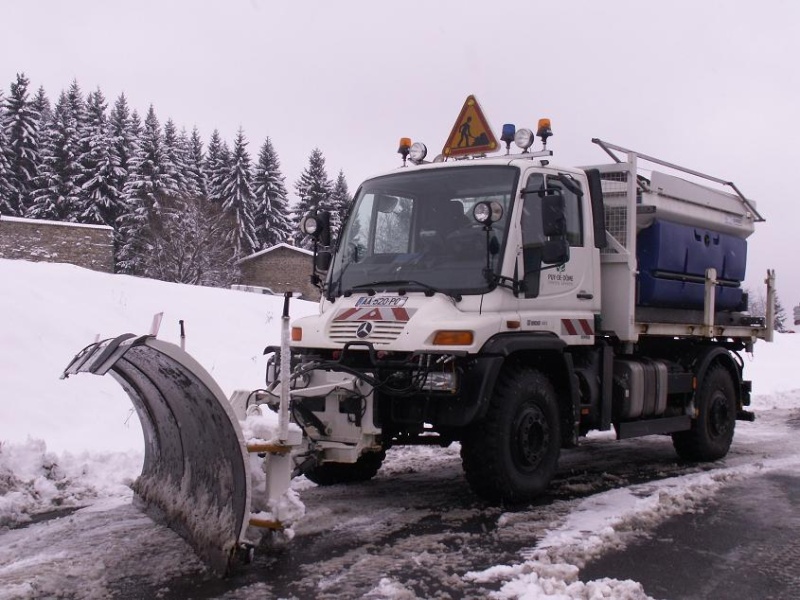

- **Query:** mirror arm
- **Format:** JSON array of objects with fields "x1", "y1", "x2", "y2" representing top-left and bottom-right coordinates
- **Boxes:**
[
  {"x1": 492, "y1": 274, "x2": 523, "y2": 294},
  {"x1": 556, "y1": 173, "x2": 583, "y2": 197},
  {"x1": 483, "y1": 225, "x2": 493, "y2": 275}
]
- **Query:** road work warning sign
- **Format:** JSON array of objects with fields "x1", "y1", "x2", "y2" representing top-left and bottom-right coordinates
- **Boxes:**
[{"x1": 442, "y1": 95, "x2": 499, "y2": 158}]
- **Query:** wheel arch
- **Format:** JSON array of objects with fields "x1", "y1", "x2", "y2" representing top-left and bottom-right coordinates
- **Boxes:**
[
  {"x1": 479, "y1": 333, "x2": 578, "y2": 446},
  {"x1": 672, "y1": 344, "x2": 741, "y2": 461},
  {"x1": 689, "y1": 345, "x2": 743, "y2": 408}
]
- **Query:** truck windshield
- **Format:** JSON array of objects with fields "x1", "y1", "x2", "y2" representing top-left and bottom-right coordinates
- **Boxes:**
[{"x1": 328, "y1": 165, "x2": 519, "y2": 297}]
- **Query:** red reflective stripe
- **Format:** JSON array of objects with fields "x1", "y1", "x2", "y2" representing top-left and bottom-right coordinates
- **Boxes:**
[
  {"x1": 334, "y1": 308, "x2": 360, "y2": 321},
  {"x1": 579, "y1": 319, "x2": 594, "y2": 335},
  {"x1": 391, "y1": 307, "x2": 410, "y2": 321},
  {"x1": 337, "y1": 306, "x2": 415, "y2": 322},
  {"x1": 561, "y1": 319, "x2": 578, "y2": 335}
]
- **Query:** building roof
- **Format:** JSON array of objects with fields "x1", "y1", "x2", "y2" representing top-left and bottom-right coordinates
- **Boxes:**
[{"x1": 237, "y1": 242, "x2": 314, "y2": 264}]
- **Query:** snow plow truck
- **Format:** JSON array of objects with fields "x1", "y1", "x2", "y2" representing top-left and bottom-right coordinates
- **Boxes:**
[{"x1": 62, "y1": 96, "x2": 773, "y2": 575}]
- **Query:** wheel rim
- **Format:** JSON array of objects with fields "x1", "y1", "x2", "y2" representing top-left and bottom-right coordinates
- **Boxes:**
[
  {"x1": 708, "y1": 390, "x2": 732, "y2": 439},
  {"x1": 511, "y1": 404, "x2": 550, "y2": 472}
]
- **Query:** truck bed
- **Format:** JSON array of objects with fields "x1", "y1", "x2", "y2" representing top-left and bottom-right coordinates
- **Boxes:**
[{"x1": 584, "y1": 140, "x2": 768, "y2": 344}]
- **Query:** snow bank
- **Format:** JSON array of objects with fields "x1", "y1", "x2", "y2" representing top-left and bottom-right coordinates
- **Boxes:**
[
  {"x1": 0, "y1": 258, "x2": 316, "y2": 454},
  {"x1": 0, "y1": 439, "x2": 139, "y2": 529},
  {"x1": 0, "y1": 258, "x2": 315, "y2": 530}
]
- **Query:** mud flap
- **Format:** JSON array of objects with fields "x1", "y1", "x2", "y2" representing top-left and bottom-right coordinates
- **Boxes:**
[{"x1": 62, "y1": 334, "x2": 251, "y2": 576}]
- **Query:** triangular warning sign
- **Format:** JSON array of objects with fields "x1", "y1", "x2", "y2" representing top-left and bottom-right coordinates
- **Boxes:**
[{"x1": 442, "y1": 95, "x2": 499, "y2": 158}]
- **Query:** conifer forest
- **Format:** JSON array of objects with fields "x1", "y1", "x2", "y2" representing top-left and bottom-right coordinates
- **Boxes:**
[{"x1": 0, "y1": 73, "x2": 351, "y2": 286}]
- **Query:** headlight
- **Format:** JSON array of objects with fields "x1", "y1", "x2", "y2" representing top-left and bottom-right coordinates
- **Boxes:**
[
  {"x1": 409, "y1": 142, "x2": 428, "y2": 163},
  {"x1": 301, "y1": 214, "x2": 320, "y2": 236},
  {"x1": 514, "y1": 128, "x2": 534, "y2": 151},
  {"x1": 472, "y1": 201, "x2": 503, "y2": 225},
  {"x1": 422, "y1": 371, "x2": 457, "y2": 393}
]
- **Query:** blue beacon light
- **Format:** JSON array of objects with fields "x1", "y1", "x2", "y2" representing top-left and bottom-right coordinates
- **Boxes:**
[{"x1": 501, "y1": 123, "x2": 516, "y2": 154}]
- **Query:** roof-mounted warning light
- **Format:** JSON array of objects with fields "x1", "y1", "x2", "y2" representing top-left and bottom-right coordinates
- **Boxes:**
[
  {"x1": 501, "y1": 124, "x2": 516, "y2": 155},
  {"x1": 537, "y1": 118, "x2": 553, "y2": 149},
  {"x1": 398, "y1": 137, "x2": 412, "y2": 166}
]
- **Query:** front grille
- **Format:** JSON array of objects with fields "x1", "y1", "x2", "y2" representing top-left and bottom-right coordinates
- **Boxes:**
[{"x1": 328, "y1": 321, "x2": 407, "y2": 345}]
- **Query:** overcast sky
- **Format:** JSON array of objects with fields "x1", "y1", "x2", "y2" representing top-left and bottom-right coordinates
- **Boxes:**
[{"x1": 3, "y1": 0, "x2": 799, "y2": 309}]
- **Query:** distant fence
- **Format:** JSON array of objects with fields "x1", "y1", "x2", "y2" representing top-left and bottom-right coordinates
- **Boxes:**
[{"x1": 0, "y1": 215, "x2": 114, "y2": 273}]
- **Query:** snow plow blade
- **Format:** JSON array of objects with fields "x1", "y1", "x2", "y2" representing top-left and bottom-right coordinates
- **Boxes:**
[{"x1": 62, "y1": 334, "x2": 251, "y2": 576}]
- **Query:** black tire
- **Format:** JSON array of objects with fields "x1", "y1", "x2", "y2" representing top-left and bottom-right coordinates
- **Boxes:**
[
  {"x1": 672, "y1": 365, "x2": 737, "y2": 461},
  {"x1": 303, "y1": 450, "x2": 386, "y2": 486},
  {"x1": 461, "y1": 366, "x2": 561, "y2": 503}
]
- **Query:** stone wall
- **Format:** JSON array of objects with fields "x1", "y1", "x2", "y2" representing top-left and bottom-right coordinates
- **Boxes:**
[
  {"x1": 237, "y1": 244, "x2": 318, "y2": 300},
  {"x1": 0, "y1": 215, "x2": 114, "y2": 273}
]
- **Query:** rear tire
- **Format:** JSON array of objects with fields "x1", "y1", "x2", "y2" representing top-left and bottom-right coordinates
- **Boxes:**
[
  {"x1": 672, "y1": 365, "x2": 737, "y2": 461},
  {"x1": 303, "y1": 450, "x2": 386, "y2": 486},
  {"x1": 461, "y1": 366, "x2": 561, "y2": 503}
]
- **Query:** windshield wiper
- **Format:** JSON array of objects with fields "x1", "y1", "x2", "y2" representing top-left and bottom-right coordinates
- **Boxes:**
[{"x1": 346, "y1": 280, "x2": 462, "y2": 302}]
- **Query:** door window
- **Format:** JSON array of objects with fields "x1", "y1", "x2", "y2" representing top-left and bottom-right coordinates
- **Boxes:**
[{"x1": 520, "y1": 172, "x2": 584, "y2": 297}]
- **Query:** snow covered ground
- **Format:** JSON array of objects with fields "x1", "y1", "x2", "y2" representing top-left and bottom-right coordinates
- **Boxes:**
[{"x1": 1, "y1": 258, "x2": 798, "y2": 599}]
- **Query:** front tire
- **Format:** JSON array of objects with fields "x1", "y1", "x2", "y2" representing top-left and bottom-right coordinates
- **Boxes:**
[
  {"x1": 672, "y1": 365, "x2": 737, "y2": 461},
  {"x1": 461, "y1": 366, "x2": 561, "y2": 503},
  {"x1": 303, "y1": 450, "x2": 386, "y2": 486}
]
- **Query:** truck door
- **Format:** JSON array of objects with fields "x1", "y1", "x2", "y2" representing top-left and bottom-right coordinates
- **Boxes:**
[{"x1": 518, "y1": 171, "x2": 600, "y2": 338}]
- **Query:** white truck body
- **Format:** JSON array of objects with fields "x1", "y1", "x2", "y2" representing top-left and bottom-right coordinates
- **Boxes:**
[{"x1": 284, "y1": 136, "x2": 772, "y2": 489}]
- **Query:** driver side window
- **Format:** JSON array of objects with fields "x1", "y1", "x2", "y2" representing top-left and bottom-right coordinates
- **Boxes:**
[
  {"x1": 520, "y1": 172, "x2": 583, "y2": 297},
  {"x1": 522, "y1": 173, "x2": 583, "y2": 248},
  {"x1": 549, "y1": 177, "x2": 583, "y2": 247},
  {"x1": 521, "y1": 174, "x2": 545, "y2": 297}
]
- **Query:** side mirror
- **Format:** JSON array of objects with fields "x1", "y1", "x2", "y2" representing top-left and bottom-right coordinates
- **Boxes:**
[
  {"x1": 542, "y1": 238, "x2": 569, "y2": 265},
  {"x1": 316, "y1": 251, "x2": 332, "y2": 271},
  {"x1": 541, "y1": 192, "x2": 566, "y2": 237}
]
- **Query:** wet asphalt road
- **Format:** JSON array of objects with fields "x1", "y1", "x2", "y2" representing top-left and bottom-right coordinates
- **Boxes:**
[
  {"x1": 10, "y1": 411, "x2": 800, "y2": 599},
  {"x1": 581, "y1": 469, "x2": 800, "y2": 600}
]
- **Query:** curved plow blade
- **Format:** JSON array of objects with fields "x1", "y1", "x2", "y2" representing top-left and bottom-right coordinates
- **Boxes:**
[{"x1": 62, "y1": 334, "x2": 251, "y2": 575}]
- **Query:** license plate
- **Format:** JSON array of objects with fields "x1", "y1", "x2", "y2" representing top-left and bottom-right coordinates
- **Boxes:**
[{"x1": 355, "y1": 296, "x2": 408, "y2": 308}]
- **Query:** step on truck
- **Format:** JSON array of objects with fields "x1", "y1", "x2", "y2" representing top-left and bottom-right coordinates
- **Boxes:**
[{"x1": 63, "y1": 97, "x2": 774, "y2": 574}]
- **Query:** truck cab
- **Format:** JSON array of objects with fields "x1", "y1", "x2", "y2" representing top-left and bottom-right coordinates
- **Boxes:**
[{"x1": 296, "y1": 158, "x2": 602, "y2": 351}]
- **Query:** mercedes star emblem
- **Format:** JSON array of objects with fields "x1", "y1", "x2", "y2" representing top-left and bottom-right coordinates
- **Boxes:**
[{"x1": 356, "y1": 322, "x2": 373, "y2": 339}]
